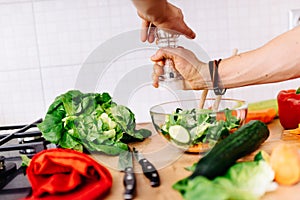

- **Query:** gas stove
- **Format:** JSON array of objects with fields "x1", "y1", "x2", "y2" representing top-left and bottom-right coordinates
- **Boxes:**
[{"x1": 0, "y1": 119, "x2": 54, "y2": 200}]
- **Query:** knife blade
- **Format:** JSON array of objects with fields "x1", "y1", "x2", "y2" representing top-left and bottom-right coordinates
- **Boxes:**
[
  {"x1": 133, "y1": 147, "x2": 160, "y2": 187},
  {"x1": 118, "y1": 148, "x2": 136, "y2": 200}
]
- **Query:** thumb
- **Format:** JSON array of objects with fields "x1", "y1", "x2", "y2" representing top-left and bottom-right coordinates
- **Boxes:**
[
  {"x1": 151, "y1": 47, "x2": 183, "y2": 61},
  {"x1": 178, "y1": 22, "x2": 196, "y2": 39},
  {"x1": 151, "y1": 48, "x2": 174, "y2": 61}
]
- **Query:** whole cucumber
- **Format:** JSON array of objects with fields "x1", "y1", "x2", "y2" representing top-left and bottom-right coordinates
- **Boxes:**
[{"x1": 189, "y1": 120, "x2": 269, "y2": 180}]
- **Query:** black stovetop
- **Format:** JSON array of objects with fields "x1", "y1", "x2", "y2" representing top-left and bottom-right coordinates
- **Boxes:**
[{"x1": 0, "y1": 119, "x2": 53, "y2": 200}]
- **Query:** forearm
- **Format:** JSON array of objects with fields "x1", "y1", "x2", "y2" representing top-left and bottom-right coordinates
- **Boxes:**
[
  {"x1": 132, "y1": 0, "x2": 168, "y2": 22},
  {"x1": 219, "y1": 26, "x2": 300, "y2": 89}
]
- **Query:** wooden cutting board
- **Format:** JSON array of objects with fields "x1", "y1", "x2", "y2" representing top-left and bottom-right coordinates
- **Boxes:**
[{"x1": 101, "y1": 119, "x2": 300, "y2": 200}]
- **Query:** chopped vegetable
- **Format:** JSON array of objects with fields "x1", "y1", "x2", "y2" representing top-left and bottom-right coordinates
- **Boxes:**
[
  {"x1": 161, "y1": 108, "x2": 240, "y2": 148},
  {"x1": 270, "y1": 143, "x2": 300, "y2": 185},
  {"x1": 169, "y1": 125, "x2": 190, "y2": 144},
  {"x1": 38, "y1": 90, "x2": 151, "y2": 155},
  {"x1": 245, "y1": 108, "x2": 277, "y2": 124},
  {"x1": 248, "y1": 99, "x2": 278, "y2": 114},
  {"x1": 21, "y1": 155, "x2": 31, "y2": 167},
  {"x1": 277, "y1": 88, "x2": 300, "y2": 129},
  {"x1": 173, "y1": 151, "x2": 277, "y2": 200}
]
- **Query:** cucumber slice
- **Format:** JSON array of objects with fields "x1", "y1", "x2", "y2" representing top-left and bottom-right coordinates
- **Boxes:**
[
  {"x1": 190, "y1": 123, "x2": 210, "y2": 139},
  {"x1": 169, "y1": 125, "x2": 190, "y2": 144}
]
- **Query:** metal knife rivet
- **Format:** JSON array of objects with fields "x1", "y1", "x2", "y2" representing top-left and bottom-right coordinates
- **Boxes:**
[
  {"x1": 152, "y1": 173, "x2": 157, "y2": 177},
  {"x1": 0, "y1": 156, "x2": 5, "y2": 170},
  {"x1": 127, "y1": 175, "x2": 133, "y2": 180},
  {"x1": 143, "y1": 159, "x2": 147, "y2": 163},
  {"x1": 126, "y1": 185, "x2": 133, "y2": 190},
  {"x1": 147, "y1": 165, "x2": 152, "y2": 170}
]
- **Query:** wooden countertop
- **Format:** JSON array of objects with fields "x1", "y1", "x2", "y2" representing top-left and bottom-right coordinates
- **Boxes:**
[{"x1": 101, "y1": 119, "x2": 300, "y2": 200}]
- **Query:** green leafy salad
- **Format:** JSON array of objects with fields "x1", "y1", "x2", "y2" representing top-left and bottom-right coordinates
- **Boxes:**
[
  {"x1": 173, "y1": 151, "x2": 278, "y2": 200},
  {"x1": 160, "y1": 108, "x2": 240, "y2": 147},
  {"x1": 38, "y1": 90, "x2": 151, "y2": 155}
]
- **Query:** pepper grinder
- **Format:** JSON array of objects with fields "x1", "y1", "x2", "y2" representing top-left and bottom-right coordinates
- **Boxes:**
[{"x1": 155, "y1": 29, "x2": 183, "y2": 89}]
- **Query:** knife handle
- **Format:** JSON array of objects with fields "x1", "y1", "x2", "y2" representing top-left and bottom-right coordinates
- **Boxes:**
[
  {"x1": 139, "y1": 158, "x2": 160, "y2": 187},
  {"x1": 123, "y1": 166, "x2": 136, "y2": 200}
]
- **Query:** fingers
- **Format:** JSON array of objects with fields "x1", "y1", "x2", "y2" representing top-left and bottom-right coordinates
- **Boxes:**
[
  {"x1": 151, "y1": 49, "x2": 164, "y2": 62},
  {"x1": 141, "y1": 20, "x2": 156, "y2": 43},
  {"x1": 141, "y1": 20, "x2": 195, "y2": 42},
  {"x1": 168, "y1": 5, "x2": 196, "y2": 39},
  {"x1": 178, "y1": 21, "x2": 196, "y2": 39},
  {"x1": 154, "y1": 63, "x2": 164, "y2": 75},
  {"x1": 152, "y1": 63, "x2": 164, "y2": 88},
  {"x1": 151, "y1": 47, "x2": 181, "y2": 62},
  {"x1": 173, "y1": 19, "x2": 196, "y2": 39},
  {"x1": 152, "y1": 72, "x2": 159, "y2": 88},
  {"x1": 180, "y1": 22, "x2": 196, "y2": 39},
  {"x1": 151, "y1": 48, "x2": 171, "y2": 62},
  {"x1": 141, "y1": 20, "x2": 150, "y2": 42},
  {"x1": 147, "y1": 25, "x2": 156, "y2": 43}
]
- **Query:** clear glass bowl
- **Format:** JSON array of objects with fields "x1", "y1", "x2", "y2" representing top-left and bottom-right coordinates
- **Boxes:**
[{"x1": 150, "y1": 98, "x2": 248, "y2": 153}]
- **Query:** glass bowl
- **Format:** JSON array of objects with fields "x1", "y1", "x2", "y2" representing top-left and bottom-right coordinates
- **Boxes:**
[{"x1": 150, "y1": 98, "x2": 248, "y2": 153}]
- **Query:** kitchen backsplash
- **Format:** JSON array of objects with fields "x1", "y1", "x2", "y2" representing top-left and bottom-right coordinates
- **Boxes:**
[{"x1": 0, "y1": 0, "x2": 300, "y2": 124}]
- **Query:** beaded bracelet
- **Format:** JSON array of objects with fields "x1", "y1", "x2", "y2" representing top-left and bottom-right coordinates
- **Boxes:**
[{"x1": 208, "y1": 59, "x2": 226, "y2": 95}]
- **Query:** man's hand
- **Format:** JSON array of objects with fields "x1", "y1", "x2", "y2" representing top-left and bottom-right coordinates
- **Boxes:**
[
  {"x1": 151, "y1": 47, "x2": 210, "y2": 90},
  {"x1": 133, "y1": 0, "x2": 196, "y2": 42}
]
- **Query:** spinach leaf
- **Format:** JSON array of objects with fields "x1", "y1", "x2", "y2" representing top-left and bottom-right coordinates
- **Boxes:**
[
  {"x1": 204, "y1": 121, "x2": 229, "y2": 145},
  {"x1": 224, "y1": 109, "x2": 240, "y2": 129}
]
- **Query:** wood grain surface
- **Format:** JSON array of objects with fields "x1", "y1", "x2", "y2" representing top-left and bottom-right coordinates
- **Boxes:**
[{"x1": 101, "y1": 120, "x2": 300, "y2": 200}]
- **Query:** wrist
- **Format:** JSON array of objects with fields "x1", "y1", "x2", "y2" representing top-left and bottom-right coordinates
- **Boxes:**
[
  {"x1": 209, "y1": 60, "x2": 226, "y2": 95},
  {"x1": 184, "y1": 62, "x2": 211, "y2": 90},
  {"x1": 199, "y1": 62, "x2": 212, "y2": 90}
]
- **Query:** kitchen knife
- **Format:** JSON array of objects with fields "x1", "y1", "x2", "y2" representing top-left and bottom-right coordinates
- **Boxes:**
[
  {"x1": 133, "y1": 147, "x2": 160, "y2": 187},
  {"x1": 118, "y1": 148, "x2": 136, "y2": 200}
]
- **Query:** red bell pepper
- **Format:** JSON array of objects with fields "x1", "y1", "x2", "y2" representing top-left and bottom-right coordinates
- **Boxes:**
[{"x1": 277, "y1": 89, "x2": 300, "y2": 129}]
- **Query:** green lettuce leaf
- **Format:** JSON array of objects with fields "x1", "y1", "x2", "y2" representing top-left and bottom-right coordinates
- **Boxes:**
[
  {"x1": 173, "y1": 176, "x2": 256, "y2": 200},
  {"x1": 161, "y1": 108, "x2": 240, "y2": 146},
  {"x1": 110, "y1": 104, "x2": 151, "y2": 141},
  {"x1": 173, "y1": 153, "x2": 278, "y2": 200},
  {"x1": 38, "y1": 90, "x2": 151, "y2": 155}
]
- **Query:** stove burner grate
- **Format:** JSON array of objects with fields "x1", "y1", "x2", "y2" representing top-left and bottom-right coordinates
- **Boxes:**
[{"x1": 0, "y1": 118, "x2": 54, "y2": 199}]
